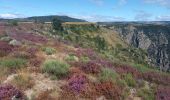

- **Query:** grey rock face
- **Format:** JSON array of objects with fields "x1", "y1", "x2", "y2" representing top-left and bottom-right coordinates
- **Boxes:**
[{"x1": 113, "y1": 24, "x2": 170, "y2": 72}]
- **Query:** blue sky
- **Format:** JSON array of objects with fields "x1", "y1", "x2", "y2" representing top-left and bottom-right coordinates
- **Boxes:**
[{"x1": 0, "y1": 0, "x2": 170, "y2": 21}]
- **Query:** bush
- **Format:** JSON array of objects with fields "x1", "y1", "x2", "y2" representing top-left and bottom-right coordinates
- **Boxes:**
[
  {"x1": 95, "y1": 81, "x2": 122, "y2": 100},
  {"x1": 99, "y1": 68, "x2": 118, "y2": 82},
  {"x1": 65, "y1": 54, "x2": 78, "y2": 62},
  {"x1": 68, "y1": 74, "x2": 88, "y2": 94},
  {"x1": 156, "y1": 86, "x2": 170, "y2": 100},
  {"x1": 11, "y1": 72, "x2": 34, "y2": 90},
  {"x1": 0, "y1": 84, "x2": 25, "y2": 99},
  {"x1": 0, "y1": 58, "x2": 27, "y2": 69},
  {"x1": 81, "y1": 61, "x2": 101, "y2": 74},
  {"x1": 137, "y1": 88, "x2": 155, "y2": 100},
  {"x1": 123, "y1": 74, "x2": 136, "y2": 87},
  {"x1": 42, "y1": 47, "x2": 56, "y2": 55},
  {"x1": 42, "y1": 60, "x2": 70, "y2": 78},
  {"x1": 52, "y1": 17, "x2": 63, "y2": 31},
  {"x1": 142, "y1": 71, "x2": 170, "y2": 86}
]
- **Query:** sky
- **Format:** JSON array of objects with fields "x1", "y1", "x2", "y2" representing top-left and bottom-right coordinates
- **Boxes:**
[{"x1": 0, "y1": 0, "x2": 170, "y2": 22}]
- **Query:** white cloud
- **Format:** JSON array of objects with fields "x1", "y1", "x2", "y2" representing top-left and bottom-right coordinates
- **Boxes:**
[
  {"x1": 155, "y1": 15, "x2": 170, "y2": 21},
  {"x1": 0, "y1": 13, "x2": 25, "y2": 19},
  {"x1": 134, "y1": 11, "x2": 152, "y2": 21},
  {"x1": 70, "y1": 14, "x2": 125, "y2": 22},
  {"x1": 143, "y1": 0, "x2": 170, "y2": 8}
]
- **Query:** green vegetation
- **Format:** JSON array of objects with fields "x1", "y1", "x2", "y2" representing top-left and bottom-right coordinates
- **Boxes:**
[
  {"x1": 65, "y1": 54, "x2": 78, "y2": 62},
  {"x1": 137, "y1": 88, "x2": 155, "y2": 100},
  {"x1": 52, "y1": 17, "x2": 63, "y2": 31},
  {"x1": 99, "y1": 68, "x2": 119, "y2": 82},
  {"x1": 42, "y1": 60, "x2": 70, "y2": 78},
  {"x1": 123, "y1": 74, "x2": 136, "y2": 87},
  {"x1": 42, "y1": 47, "x2": 56, "y2": 55},
  {"x1": 12, "y1": 73, "x2": 34, "y2": 90},
  {"x1": 0, "y1": 58, "x2": 27, "y2": 69},
  {"x1": 8, "y1": 20, "x2": 18, "y2": 26}
]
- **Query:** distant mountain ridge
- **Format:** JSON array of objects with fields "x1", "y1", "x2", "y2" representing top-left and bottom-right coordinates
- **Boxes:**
[{"x1": 0, "y1": 15, "x2": 87, "y2": 22}]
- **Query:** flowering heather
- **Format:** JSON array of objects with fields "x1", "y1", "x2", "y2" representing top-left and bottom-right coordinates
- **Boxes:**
[
  {"x1": 81, "y1": 61, "x2": 101, "y2": 74},
  {"x1": 95, "y1": 81, "x2": 122, "y2": 100},
  {"x1": 68, "y1": 74, "x2": 88, "y2": 94},
  {"x1": 26, "y1": 47, "x2": 38, "y2": 58},
  {"x1": 0, "y1": 41, "x2": 14, "y2": 57},
  {"x1": 0, "y1": 84, "x2": 25, "y2": 100},
  {"x1": 9, "y1": 32, "x2": 47, "y2": 44},
  {"x1": 29, "y1": 58, "x2": 42, "y2": 67},
  {"x1": 114, "y1": 64, "x2": 141, "y2": 79},
  {"x1": 74, "y1": 48, "x2": 98, "y2": 60},
  {"x1": 142, "y1": 71, "x2": 170, "y2": 86},
  {"x1": 156, "y1": 86, "x2": 170, "y2": 100}
]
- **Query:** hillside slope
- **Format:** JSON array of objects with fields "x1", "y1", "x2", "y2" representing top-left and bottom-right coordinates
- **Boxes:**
[{"x1": 0, "y1": 22, "x2": 169, "y2": 100}]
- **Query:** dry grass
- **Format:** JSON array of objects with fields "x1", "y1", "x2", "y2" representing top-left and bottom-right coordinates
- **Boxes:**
[{"x1": 11, "y1": 69, "x2": 34, "y2": 90}]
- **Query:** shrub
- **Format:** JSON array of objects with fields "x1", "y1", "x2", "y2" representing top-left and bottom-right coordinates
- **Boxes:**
[
  {"x1": 52, "y1": 17, "x2": 63, "y2": 31},
  {"x1": 65, "y1": 54, "x2": 78, "y2": 62},
  {"x1": 156, "y1": 86, "x2": 170, "y2": 100},
  {"x1": 68, "y1": 74, "x2": 88, "y2": 94},
  {"x1": 11, "y1": 72, "x2": 34, "y2": 90},
  {"x1": 12, "y1": 52, "x2": 31, "y2": 59},
  {"x1": 115, "y1": 64, "x2": 141, "y2": 79},
  {"x1": 0, "y1": 58, "x2": 27, "y2": 69},
  {"x1": 99, "y1": 68, "x2": 118, "y2": 82},
  {"x1": 0, "y1": 41, "x2": 14, "y2": 57},
  {"x1": 95, "y1": 81, "x2": 122, "y2": 100},
  {"x1": 42, "y1": 47, "x2": 56, "y2": 55},
  {"x1": 29, "y1": 58, "x2": 42, "y2": 67},
  {"x1": 42, "y1": 60, "x2": 70, "y2": 78},
  {"x1": 137, "y1": 88, "x2": 155, "y2": 100},
  {"x1": 0, "y1": 84, "x2": 25, "y2": 99},
  {"x1": 123, "y1": 74, "x2": 136, "y2": 87},
  {"x1": 142, "y1": 71, "x2": 170, "y2": 86},
  {"x1": 81, "y1": 61, "x2": 101, "y2": 74}
]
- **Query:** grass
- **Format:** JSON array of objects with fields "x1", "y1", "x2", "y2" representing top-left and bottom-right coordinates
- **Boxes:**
[
  {"x1": 42, "y1": 60, "x2": 70, "y2": 79},
  {"x1": 99, "y1": 68, "x2": 119, "y2": 82},
  {"x1": 123, "y1": 73, "x2": 136, "y2": 87},
  {"x1": 42, "y1": 47, "x2": 56, "y2": 55},
  {"x1": 137, "y1": 88, "x2": 155, "y2": 100},
  {"x1": 65, "y1": 54, "x2": 78, "y2": 62},
  {"x1": 0, "y1": 58, "x2": 27, "y2": 69},
  {"x1": 11, "y1": 70, "x2": 34, "y2": 90}
]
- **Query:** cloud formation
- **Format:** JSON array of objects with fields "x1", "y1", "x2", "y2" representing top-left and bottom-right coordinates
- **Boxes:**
[
  {"x1": 143, "y1": 0, "x2": 170, "y2": 8},
  {"x1": 0, "y1": 13, "x2": 24, "y2": 19},
  {"x1": 134, "y1": 11, "x2": 152, "y2": 21},
  {"x1": 155, "y1": 15, "x2": 170, "y2": 21},
  {"x1": 67, "y1": 14, "x2": 125, "y2": 22}
]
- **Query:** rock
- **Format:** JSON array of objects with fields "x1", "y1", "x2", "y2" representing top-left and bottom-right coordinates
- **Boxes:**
[
  {"x1": 114, "y1": 24, "x2": 170, "y2": 72},
  {"x1": 9, "y1": 39, "x2": 22, "y2": 46},
  {"x1": 0, "y1": 36, "x2": 12, "y2": 42}
]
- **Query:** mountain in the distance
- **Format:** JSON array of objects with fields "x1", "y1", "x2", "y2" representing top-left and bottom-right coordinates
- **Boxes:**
[{"x1": 0, "y1": 15, "x2": 87, "y2": 22}]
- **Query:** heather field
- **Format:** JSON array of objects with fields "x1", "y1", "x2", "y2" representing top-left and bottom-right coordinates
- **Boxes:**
[{"x1": 0, "y1": 22, "x2": 169, "y2": 100}]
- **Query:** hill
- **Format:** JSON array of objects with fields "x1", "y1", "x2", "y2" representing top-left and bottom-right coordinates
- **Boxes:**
[
  {"x1": 0, "y1": 22, "x2": 169, "y2": 100},
  {"x1": 0, "y1": 15, "x2": 87, "y2": 22}
]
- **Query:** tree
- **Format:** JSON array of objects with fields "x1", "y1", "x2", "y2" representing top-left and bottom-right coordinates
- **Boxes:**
[
  {"x1": 52, "y1": 17, "x2": 63, "y2": 31},
  {"x1": 8, "y1": 20, "x2": 18, "y2": 26}
]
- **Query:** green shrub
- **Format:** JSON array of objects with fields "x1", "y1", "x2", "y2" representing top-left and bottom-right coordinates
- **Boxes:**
[
  {"x1": 99, "y1": 68, "x2": 118, "y2": 82},
  {"x1": 65, "y1": 54, "x2": 78, "y2": 62},
  {"x1": 79, "y1": 56, "x2": 90, "y2": 62},
  {"x1": 42, "y1": 47, "x2": 56, "y2": 55},
  {"x1": 137, "y1": 88, "x2": 155, "y2": 100},
  {"x1": 123, "y1": 74, "x2": 136, "y2": 87},
  {"x1": 42, "y1": 60, "x2": 70, "y2": 78},
  {"x1": 0, "y1": 58, "x2": 27, "y2": 69}
]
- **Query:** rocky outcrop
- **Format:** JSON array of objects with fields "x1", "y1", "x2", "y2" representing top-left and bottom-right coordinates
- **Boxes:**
[{"x1": 113, "y1": 24, "x2": 170, "y2": 72}]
